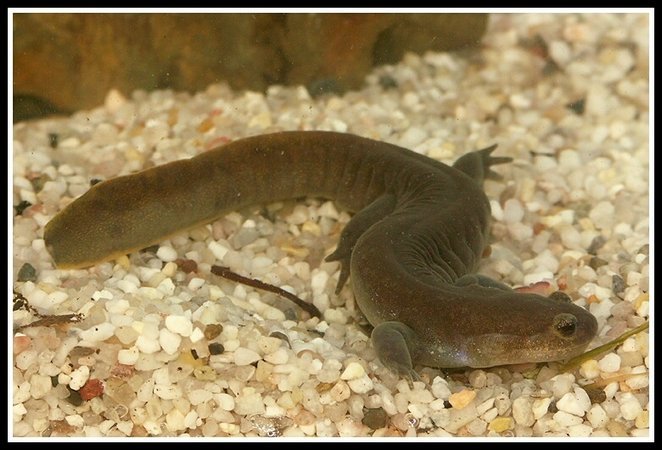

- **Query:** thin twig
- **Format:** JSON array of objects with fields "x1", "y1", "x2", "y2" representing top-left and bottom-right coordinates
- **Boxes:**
[
  {"x1": 559, "y1": 321, "x2": 649, "y2": 372},
  {"x1": 211, "y1": 265, "x2": 321, "y2": 318},
  {"x1": 15, "y1": 314, "x2": 83, "y2": 331},
  {"x1": 13, "y1": 289, "x2": 84, "y2": 331}
]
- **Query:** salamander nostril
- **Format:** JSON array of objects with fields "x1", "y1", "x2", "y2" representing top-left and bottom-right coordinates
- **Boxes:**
[{"x1": 553, "y1": 313, "x2": 578, "y2": 337}]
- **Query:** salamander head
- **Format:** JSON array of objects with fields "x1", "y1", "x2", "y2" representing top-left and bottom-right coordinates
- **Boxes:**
[
  {"x1": 458, "y1": 290, "x2": 599, "y2": 368},
  {"x1": 414, "y1": 288, "x2": 599, "y2": 369}
]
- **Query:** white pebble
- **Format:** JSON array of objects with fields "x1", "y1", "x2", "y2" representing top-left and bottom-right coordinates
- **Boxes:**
[
  {"x1": 159, "y1": 328, "x2": 182, "y2": 355},
  {"x1": 156, "y1": 278, "x2": 176, "y2": 295},
  {"x1": 589, "y1": 296, "x2": 614, "y2": 319},
  {"x1": 347, "y1": 374, "x2": 374, "y2": 394},
  {"x1": 234, "y1": 389, "x2": 265, "y2": 415},
  {"x1": 69, "y1": 365, "x2": 90, "y2": 390},
  {"x1": 552, "y1": 410, "x2": 583, "y2": 427},
  {"x1": 556, "y1": 387, "x2": 591, "y2": 416},
  {"x1": 509, "y1": 93, "x2": 531, "y2": 109},
  {"x1": 135, "y1": 335, "x2": 161, "y2": 354},
  {"x1": 318, "y1": 201, "x2": 339, "y2": 219},
  {"x1": 234, "y1": 347, "x2": 261, "y2": 366},
  {"x1": 625, "y1": 368, "x2": 649, "y2": 390},
  {"x1": 14, "y1": 382, "x2": 31, "y2": 404},
  {"x1": 65, "y1": 414, "x2": 85, "y2": 428},
  {"x1": 287, "y1": 205, "x2": 309, "y2": 224},
  {"x1": 117, "y1": 279, "x2": 139, "y2": 294},
  {"x1": 13, "y1": 403, "x2": 27, "y2": 419},
  {"x1": 466, "y1": 418, "x2": 488, "y2": 436},
  {"x1": 189, "y1": 389, "x2": 213, "y2": 405},
  {"x1": 25, "y1": 288, "x2": 59, "y2": 310},
  {"x1": 490, "y1": 200, "x2": 504, "y2": 221},
  {"x1": 59, "y1": 136, "x2": 80, "y2": 148},
  {"x1": 223, "y1": 339, "x2": 240, "y2": 352},
  {"x1": 508, "y1": 222, "x2": 533, "y2": 240},
  {"x1": 400, "y1": 126, "x2": 427, "y2": 148},
  {"x1": 559, "y1": 225, "x2": 581, "y2": 249},
  {"x1": 588, "y1": 201, "x2": 615, "y2": 228},
  {"x1": 79, "y1": 322, "x2": 116, "y2": 343},
  {"x1": 118, "y1": 347, "x2": 139, "y2": 365},
  {"x1": 598, "y1": 353, "x2": 621, "y2": 373},
  {"x1": 165, "y1": 409, "x2": 186, "y2": 432},
  {"x1": 156, "y1": 245, "x2": 178, "y2": 262},
  {"x1": 310, "y1": 270, "x2": 329, "y2": 294},
  {"x1": 503, "y1": 199, "x2": 525, "y2": 223},
  {"x1": 92, "y1": 289, "x2": 114, "y2": 301},
  {"x1": 550, "y1": 373, "x2": 575, "y2": 397},
  {"x1": 558, "y1": 149, "x2": 582, "y2": 170},
  {"x1": 29, "y1": 373, "x2": 52, "y2": 399},
  {"x1": 165, "y1": 315, "x2": 193, "y2": 337},
  {"x1": 476, "y1": 398, "x2": 495, "y2": 416},
  {"x1": 154, "y1": 384, "x2": 182, "y2": 400},
  {"x1": 340, "y1": 362, "x2": 366, "y2": 380},
  {"x1": 216, "y1": 392, "x2": 235, "y2": 411},
  {"x1": 567, "y1": 423, "x2": 593, "y2": 437},
  {"x1": 187, "y1": 277, "x2": 205, "y2": 291},
  {"x1": 257, "y1": 336, "x2": 282, "y2": 354},
  {"x1": 431, "y1": 376, "x2": 451, "y2": 399},
  {"x1": 587, "y1": 404, "x2": 609, "y2": 428},
  {"x1": 15, "y1": 350, "x2": 38, "y2": 371},
  {"x1": 190, "y1": 327, "x2": 205, "y2": 343},
  {"x1": 604, "y1": 382, "x2": 619, "y2": 400},
  {"x1": 585, "y1": 84, "x2": 610, "y2": 116},
  {"x1": 105, "y1": 298, "x2": 130, "y2": 315},
  {"x1": 579, "y1": 359, "x2": 601, "y2": 379},
  {"x1": 549, "y1": 40, "x2": 571, "y2": 65},
  {"x1": 330, "y1": 381, "x2": 352, "y2": 402},
  {"x1": 531, "y1": 397, "x2": 552, "y2": 419},
  {"x1": 251, "y1": 255, "x2": 273, "y2": 270},
  {"x1": 104, "y1": 88, "x2": 127, "y2": 112},
  {"x1": 512, "y1": 397, "x2": 534, "y2": 426},
  {"x1": 208, "y1": 241, "x2": 229, "y2": 260},
  {"x1": 619, "y1": 393, "x2": 643, "y2": 420}
]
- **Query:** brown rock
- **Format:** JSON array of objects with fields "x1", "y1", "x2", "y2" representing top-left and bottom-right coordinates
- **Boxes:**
[{"x1": 13, "y1": 13, "x2": 488, "y2": 120}]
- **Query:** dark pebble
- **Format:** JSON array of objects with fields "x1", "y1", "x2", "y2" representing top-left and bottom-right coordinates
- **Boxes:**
[
  {"x1": 566, "y1": 98, "x2": 586, "y2": 115},
  {"x1": 203, "y1": 323, "x2": 223, "y2": 340},
  {"x1": 208, "y1": 342, "x2": 225, "y2": 355},
  {"x1": 362, "y1": 407, "x2": 389, "y2": 430},
  {"x1": 612, "y1": 275, "x2": 626, "y2": 295},
  {"x1": 14, "y1": 200, "x2": 32, "y2": 216},
  {"x1": 17, "y1": 263, "x2": 37, "y2": 282}
]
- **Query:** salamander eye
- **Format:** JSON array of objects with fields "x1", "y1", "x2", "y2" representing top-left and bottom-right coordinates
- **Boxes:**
[
  {"x1": 549, "y1": 291, "x2": 572, "y2": 303},
  {"x1": 553, "y1": 313, "x2": 578, "y2": 338}
]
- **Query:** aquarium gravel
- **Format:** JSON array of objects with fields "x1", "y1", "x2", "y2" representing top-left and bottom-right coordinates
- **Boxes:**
[{"x1": 11, "y1": 13, "x2": 650, "y2": 439}]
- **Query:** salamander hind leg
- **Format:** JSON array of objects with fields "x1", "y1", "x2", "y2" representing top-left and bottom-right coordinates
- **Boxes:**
[
  {"x1": 326, "y1": 194, "x2": 396, "y2": 293},
  {"x1": 371, "y1": 321, "x2": 421, "y2": 381},
  {"x1": 452, "y1": 144, "x2": 512, "y2": 184}
]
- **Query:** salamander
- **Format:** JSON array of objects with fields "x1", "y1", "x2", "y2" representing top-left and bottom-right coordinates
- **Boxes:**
[{"x1": 43, "y1": 131, "x2": 598, "y2": 378}]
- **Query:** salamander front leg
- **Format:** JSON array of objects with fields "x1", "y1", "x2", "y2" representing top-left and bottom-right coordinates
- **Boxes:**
[
  {"x1": 371, "y1": 321, "x2": 421, "y2": 381},
  {"x1": 325, "y1": 194, "x2": 396, "y2": 293}
]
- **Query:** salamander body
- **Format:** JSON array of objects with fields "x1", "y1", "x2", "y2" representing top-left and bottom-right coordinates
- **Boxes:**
[{"x1": 44, "y1": 131, "x2": 598, "y2": 377}]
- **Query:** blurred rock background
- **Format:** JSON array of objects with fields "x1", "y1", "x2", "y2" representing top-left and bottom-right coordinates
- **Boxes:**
[{"x1": 13, "y1": 13, "x2": 488, "y2": 122}]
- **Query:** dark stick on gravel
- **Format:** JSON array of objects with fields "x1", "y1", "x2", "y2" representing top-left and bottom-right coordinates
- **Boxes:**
[{"x1": 211, "y1": 265, "x2": 322, "y2": 318}]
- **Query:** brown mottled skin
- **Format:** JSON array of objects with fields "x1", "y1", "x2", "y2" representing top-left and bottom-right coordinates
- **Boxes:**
[{"x1": 44, "y1": 131, "x2": 598, "y2": 377}]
